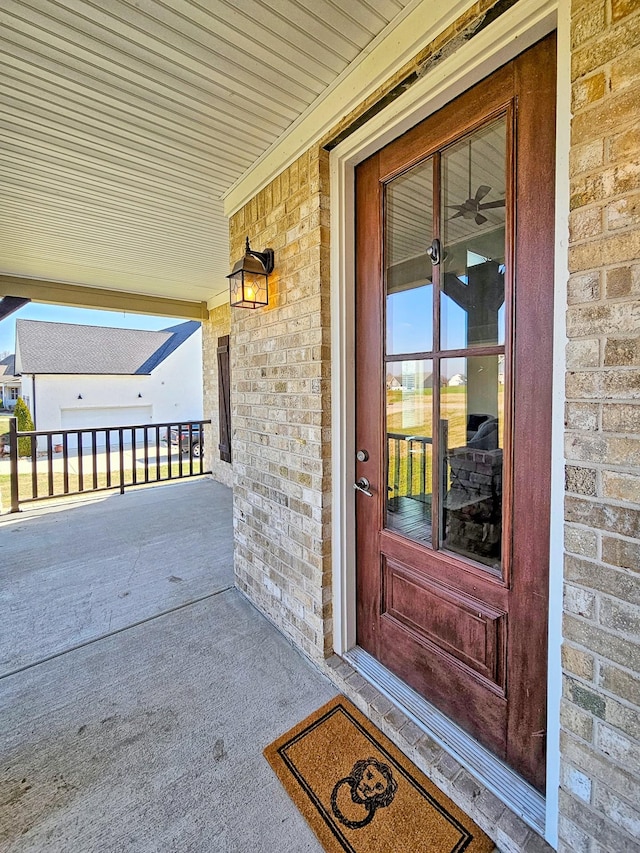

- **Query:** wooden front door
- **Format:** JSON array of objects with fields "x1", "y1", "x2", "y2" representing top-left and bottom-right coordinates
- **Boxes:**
[{"x1": 355, "y1": 35, "x2": 556, "y2": 791}]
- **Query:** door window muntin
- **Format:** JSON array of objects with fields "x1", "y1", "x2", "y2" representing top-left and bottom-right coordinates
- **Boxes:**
[{"x1": 383, "y1": 113, "x2": 511, "y2": 578}]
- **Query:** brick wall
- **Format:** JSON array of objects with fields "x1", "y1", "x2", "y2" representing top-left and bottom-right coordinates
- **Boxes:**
[
  {"x1": 213, "y1": 1, "x2": 640, "y2": 848},
  {"x1": 228, "y1": 148, "x2": 332, "y2": 660},
  {"x1": 202, "y1": 302, "x2": 233, "y2": 488},
  {"x1": 561, "y1": 2, "x2": 640, "y2": 850}
]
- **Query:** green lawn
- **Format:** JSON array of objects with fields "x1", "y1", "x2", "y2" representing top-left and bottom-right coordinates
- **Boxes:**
[
  {"x1": 386, "y1": 386, "x2": 503, "y2": 502},
  {"x1": 0, "y1": 460, "x2": 204, "y2": 511}
]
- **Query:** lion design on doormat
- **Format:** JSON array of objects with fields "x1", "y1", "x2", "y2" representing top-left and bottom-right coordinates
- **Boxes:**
[{"x1": 330, "y1": 757, "x2": 398, "y2": 829}]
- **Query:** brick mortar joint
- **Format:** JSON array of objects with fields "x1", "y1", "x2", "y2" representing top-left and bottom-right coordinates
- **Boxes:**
[
  {"x1": 563, "y1": 574, "x2": 640, "y2": 603},
  {"x1": 565, "y1": 493, "x2": 640, "y2": 512},
  {"x1": 559, "y1": 748, "x2": 639, "y2": 798},
  {"x1": 571, "y1": 136, "x2": 639, "y2": 157},
  {"x1": 558, "y1": 795, "x2": 640, "y2": 852},
  {"x1": 571, "y1": 80, "x2": 640, "y2": 114},
  {"x1": 563, "y1": 624, "x2": 637, "y2": 660},
  {"x1": 562, "y1": 664, "x2": 640, "y2": 712},
  {"x1": 564, "y1": 583, "x2": 640, "y2": 612},
  {"x1": 566, "y1": 307, "x2": 637, "y2": 318},
  {"x1": 559, "y1": 776, "x2": 640, "y2": 835},
  {"x1": 563, "y1": 631, "x2": 640, "y2": 687},
  {"x1": 570, "y1": 11, "x2": 640, "y2": 58},
  {"x1": 566, "y1": 362, "x2": 640, "y2": 368},
  {"x1": 564, "y1": 424, "x2": 640, "y2": 432},
  {"x1": 564, "y1": 298, "x2": 612, "y2": 309},
  {"x1": 577, "y1": 529, "x2": 640, "y2": 547},
  {"x1": 562, "y1": 649, "x2": 640, "y2": 690},
  {"x1": 569, "y1": 225, "x2": 640, "y2": 248},
  {"x1": 588, "y1": 468, "x2": 640, "y2": 483},
  {"x1": 565, "y1": 361, "x2": 640, "y2": 368}
]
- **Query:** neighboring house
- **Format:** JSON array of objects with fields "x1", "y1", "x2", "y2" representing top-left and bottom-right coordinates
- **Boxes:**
[
  {"x1": 14, "y1": 319, "x2": 202, "y2": 440},
  {"x1": 448, "y1": 373, "x2": 467, "y2": 387},
  {"x1": 0, "y1": 354, "x2": 21, "y2": 410}
]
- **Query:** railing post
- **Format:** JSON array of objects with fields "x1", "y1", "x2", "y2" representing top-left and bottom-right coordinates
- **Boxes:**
[
  {"x1": 9, "y1": 417, "x2": 19, "y2": 513},
  {"x1": 118, "y1": 429, "x2": 125, "y2": 494}
]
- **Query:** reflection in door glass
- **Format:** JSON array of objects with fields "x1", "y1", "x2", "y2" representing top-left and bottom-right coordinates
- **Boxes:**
[
  {"x1": 386, "y1": 360, "x2": 434, "y2": 544},
  {"x1": 441, "y1": 119, "x2": 506, "y2": 350},
  {"x1": 386, "y1": 159, "x2": 433, "y2": 355},
  {"x1": 438, "y1": 356, "x2": 504, "y2": 571}
]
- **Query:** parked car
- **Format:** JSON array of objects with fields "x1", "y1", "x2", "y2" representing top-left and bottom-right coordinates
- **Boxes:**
[{"x1": 164, "y1": 423, "x2": 203, "y2": 457}]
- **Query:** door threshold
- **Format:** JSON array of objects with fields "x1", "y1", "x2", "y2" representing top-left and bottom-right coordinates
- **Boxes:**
[{"x1": 344, "y1": 646, "x2": 546, "y2": 836}]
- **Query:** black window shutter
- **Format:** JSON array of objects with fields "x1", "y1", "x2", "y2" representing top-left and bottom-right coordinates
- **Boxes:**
[{"x1": 217, "y1": 335, "x2": 231, "y2": 463}]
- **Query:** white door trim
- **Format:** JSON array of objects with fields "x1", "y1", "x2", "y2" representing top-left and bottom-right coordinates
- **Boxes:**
[{"x1": 329, "y1": 0, "x2": 568, "y2": 844}]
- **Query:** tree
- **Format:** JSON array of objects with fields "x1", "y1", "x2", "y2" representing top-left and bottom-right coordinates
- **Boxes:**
[{"x1": 13, "y1": 397, "x2": 35, "y2": 457}]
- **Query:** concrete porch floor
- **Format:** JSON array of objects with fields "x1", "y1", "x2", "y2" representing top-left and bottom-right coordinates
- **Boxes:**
[{"x1": 0, "y1": 480, "x2": 336, "y2": 852}]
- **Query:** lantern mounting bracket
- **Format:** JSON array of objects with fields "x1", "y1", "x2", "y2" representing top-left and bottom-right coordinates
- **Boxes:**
[{"x1": 244, "y1": 237, "x2": 274, "y2": 274}]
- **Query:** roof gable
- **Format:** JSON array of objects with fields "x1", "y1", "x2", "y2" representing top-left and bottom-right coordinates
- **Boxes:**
[
  {"x1": 14, "y1": 319, "x2": 200, "y2": 376},
  {"x1": 0, "y1": 354, "x2": 17, "y2": 379}
]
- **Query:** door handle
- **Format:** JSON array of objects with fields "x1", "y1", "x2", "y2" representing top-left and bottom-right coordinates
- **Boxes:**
[
  {"x1": 427, "y1": 238, "x2": 441, "y2": 265},
  {"x1": 353, "y1": 477, "x2": 373, "y2": 497}
]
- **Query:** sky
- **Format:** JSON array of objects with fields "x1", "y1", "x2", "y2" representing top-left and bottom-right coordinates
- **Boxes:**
[{"x1": 0, "y1": 303, "x2": 175, "y2": 357}]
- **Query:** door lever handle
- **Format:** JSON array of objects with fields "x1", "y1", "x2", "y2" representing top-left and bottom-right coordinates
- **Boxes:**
[
  {"x1": 427, "y1": 238, "x2": 441, "y2": 265},
  {"x1": 353, "y1": 477, "x2": 373, "y2": 497}
]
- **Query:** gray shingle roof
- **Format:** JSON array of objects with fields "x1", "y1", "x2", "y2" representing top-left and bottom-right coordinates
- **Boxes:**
[
  {"x1": 0, "y1": 354, "x2": 16, "y2": 378},
  {"x1": 15, "y1": 319, "x2": 200, "y2": 375}
]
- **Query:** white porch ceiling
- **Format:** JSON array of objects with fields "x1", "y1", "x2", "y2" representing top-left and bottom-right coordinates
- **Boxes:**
[{"x1": 0, "y1": 0, "x2": 418, "y2": 311}]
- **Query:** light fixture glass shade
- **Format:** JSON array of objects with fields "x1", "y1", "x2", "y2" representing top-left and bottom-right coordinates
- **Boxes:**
[{"x1": 227, "y1": 238, "x2": 273, "y2": 308}]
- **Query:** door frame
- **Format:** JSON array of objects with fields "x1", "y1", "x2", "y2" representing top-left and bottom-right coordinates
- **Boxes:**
[{"x1": 329, "y1": 0, "x2": 569, "y2": 844}]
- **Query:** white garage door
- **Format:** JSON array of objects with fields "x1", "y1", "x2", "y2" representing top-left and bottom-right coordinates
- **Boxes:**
[
  {"x1": 60, "y1": 406, "x2": 153, "y2": 430},
  {"x1": 60, "y1": 406, "x2": 154, "y2": 448}
]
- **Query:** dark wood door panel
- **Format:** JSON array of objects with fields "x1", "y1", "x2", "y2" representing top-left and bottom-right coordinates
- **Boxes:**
[
  {"x1": 380, "y1": 531, "x2": 510, "y2": 607},
  {"x1": 378, "y1": 68, "x2": 514, "y2": 182},
  {"x1": 382, "y1": 557, "x2": 507, "y2": 687},
  {"x1": 379, "y1": 617, "x2": 508, "y2": 758},
  {"x1": 355, "y1": 149, "x2": 384, "y2": 659},
  {"x1": 355, "y1": 34, "x2": 556, "y2": 792},
  {"x1": 505, "y1": 33, "x2": 556, "y2": 786}
]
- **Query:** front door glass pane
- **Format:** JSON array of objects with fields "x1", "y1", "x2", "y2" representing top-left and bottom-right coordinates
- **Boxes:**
[
  {"x1": 441, "y1": 119, "x2": 506, "y2": 350},
  {"x1": 386, "y1": 159, "x2": 433, "y2": 355},
  {"x1": 386, "y1": 359, "x2": 433, "y2": 545},
  {"x1": 439, "y1": 356, "x2": 504, "y2": 571}
]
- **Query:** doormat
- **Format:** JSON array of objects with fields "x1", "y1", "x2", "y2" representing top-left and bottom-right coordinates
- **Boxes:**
[{"x1": 264, "y1": 696, "x2": 494, "y2": 853}]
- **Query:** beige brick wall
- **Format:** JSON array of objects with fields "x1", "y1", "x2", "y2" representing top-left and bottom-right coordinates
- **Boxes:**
[
  {"x1": 209, "y1": 1, "x2": 640, "y2": 848},
  {"x1": 202, "y1": 302, "x2": 233, "y2": 488},
  {"x1": 561, "y1": 2, "x2": 640, "y2": 851},
  {"x1": 228, "y1": 148, "x2": 332, "y2": 661}
]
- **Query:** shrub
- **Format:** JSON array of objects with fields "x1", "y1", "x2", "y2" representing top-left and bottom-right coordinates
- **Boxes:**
[{"x1": 14, "y1": 397, "x2": 35, "y2": 457}]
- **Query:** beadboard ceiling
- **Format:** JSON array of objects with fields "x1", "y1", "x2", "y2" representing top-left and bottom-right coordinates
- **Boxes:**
[{"x1": 0, "y1": 0, "x2": 417, "y2": 311}]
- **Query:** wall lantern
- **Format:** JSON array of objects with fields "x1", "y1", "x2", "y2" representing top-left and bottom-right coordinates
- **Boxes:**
[{"x1": 227, "y1": 236, "x2": 274, "y2": 309}]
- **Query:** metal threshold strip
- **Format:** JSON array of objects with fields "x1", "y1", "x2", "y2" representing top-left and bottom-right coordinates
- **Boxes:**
[{"x1": 344, "y1": 646, "x2": 546, "y2": 836}]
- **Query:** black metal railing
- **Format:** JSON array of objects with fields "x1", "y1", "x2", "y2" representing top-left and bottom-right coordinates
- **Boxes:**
[
  {"x1": 387, "y1": 432, "x2": 433, "y2": 508},
  {"x1": 386, "y1": 421, "x2": 450, "y2": 509},
  {"x1": 6, "y1": 418, "x2": 211, "y2": 513}
]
